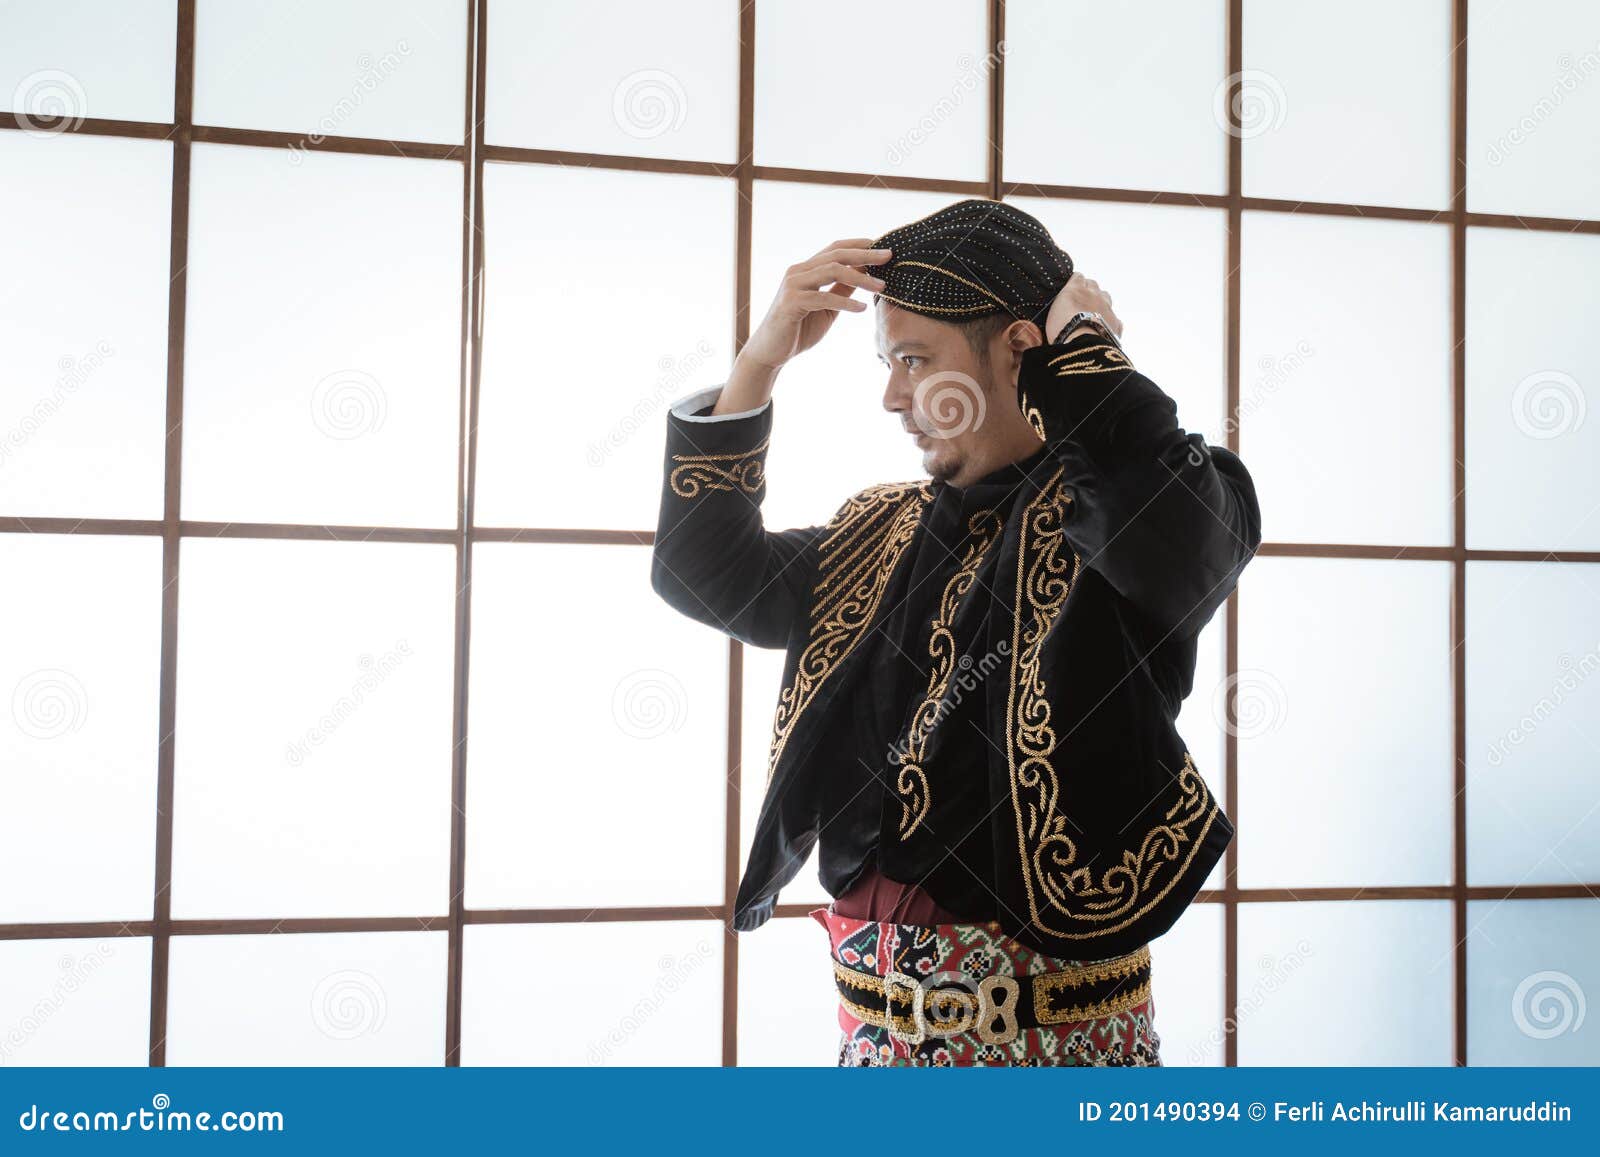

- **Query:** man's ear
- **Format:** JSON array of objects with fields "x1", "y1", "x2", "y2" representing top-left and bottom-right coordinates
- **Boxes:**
[
  {"x1": 1001, "y1": 319, "x2": 1043, "y2": 389},
  {"x1": 1005, "y1": 317, "x2": 1045, "y2": 352}
]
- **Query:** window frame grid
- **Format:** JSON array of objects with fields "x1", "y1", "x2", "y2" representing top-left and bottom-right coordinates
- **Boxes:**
[{"x1": 1, "y1": 0, "x2": 1597, "y2": 1068}]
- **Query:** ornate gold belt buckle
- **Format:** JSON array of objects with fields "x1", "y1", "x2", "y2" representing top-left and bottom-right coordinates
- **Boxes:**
[
  {"x1": 977, "y1": 974, "x2": 1021, "y2": 1045},
  {"x1": 882, "y1": 969, "x2": 926, "y2": 1046}
]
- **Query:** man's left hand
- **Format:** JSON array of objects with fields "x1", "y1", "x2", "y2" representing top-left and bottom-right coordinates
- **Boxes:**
[{"x1": 1043, "y1": 272, "x2": 1124, "y2": 344}]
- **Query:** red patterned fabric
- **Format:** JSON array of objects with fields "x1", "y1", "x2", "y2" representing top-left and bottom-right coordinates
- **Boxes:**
[{"x1": 812, "y1": 904, "x2": 1162, "y2": 1067}]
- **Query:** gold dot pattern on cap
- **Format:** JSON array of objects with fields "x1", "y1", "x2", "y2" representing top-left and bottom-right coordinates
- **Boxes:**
[{"x1": 867, "y1": 198, "x2": 1074, "y2": 325}]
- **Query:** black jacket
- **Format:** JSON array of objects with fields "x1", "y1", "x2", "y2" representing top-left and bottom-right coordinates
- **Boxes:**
[{"x1": 651, "y1": 329, "x2": 1262, "y2": 959}]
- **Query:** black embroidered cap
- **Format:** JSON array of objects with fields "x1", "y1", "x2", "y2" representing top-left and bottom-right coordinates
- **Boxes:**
[{"x1": 866, "y1": 198, "x2": 1074, "y2": 329}]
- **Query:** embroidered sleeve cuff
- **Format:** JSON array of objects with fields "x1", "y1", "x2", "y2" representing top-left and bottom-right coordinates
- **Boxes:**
[
  {"x1": 664, "y1": 385, "x2": 773, "y2": 501},
  {"x1": 1017, "y1": 330, "x2": 1175, "y2": 464}
]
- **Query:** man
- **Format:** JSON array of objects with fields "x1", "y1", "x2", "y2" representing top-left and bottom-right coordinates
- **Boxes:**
[{"x1": 651, "y1": 199, "x2": 1261, "y2": 1066}]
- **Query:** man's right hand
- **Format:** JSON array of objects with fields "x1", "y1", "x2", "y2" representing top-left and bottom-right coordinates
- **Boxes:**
[{"x1": 714, "y1": 239, "x2": 890, "y2": 415}]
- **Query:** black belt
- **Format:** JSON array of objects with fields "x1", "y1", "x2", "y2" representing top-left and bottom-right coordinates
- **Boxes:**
[{"x1": 832, "y1": 943, "x2": 1151, "y2": 1046}]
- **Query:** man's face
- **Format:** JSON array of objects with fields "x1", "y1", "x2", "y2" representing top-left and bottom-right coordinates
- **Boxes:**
[{"x1": 875, "y1": 301, "x2": 1007, "y2": 486}]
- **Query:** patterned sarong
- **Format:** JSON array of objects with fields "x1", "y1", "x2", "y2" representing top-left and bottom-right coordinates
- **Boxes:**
[{"x1": 811, "y1": 905, "x2": 1161, "y2": 1067}]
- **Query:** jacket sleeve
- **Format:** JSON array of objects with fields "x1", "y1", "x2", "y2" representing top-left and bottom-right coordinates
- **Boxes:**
[
  {"x1": 1016, "y1": 331, "x2": 1263, "y2": 641},
  {"x1": 650, "y1": 385, "x2": 825, "y2": 650}
]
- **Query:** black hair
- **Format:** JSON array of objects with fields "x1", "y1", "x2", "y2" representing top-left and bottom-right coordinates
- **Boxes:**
[{"x1": 952, "y1": 309, "x2": 1030, "y2": 368}]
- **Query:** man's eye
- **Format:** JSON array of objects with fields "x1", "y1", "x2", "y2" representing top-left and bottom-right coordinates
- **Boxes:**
[{"x1": 902, "y1": 356, "x2": 921, "y2": 369}]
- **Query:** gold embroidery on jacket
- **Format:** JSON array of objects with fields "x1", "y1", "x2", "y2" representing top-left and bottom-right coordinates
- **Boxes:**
[
  {"x1": 1046, "y1": 343, "x2": 1133, "y2": 377},
  {"x1": 894, "y1": 509, "x2": 1005, "y2": 841},
  {"x1": 1023, "y1": 401, "x2": 1046, "y2": 441},
  {"x1": 765, "y1": 482, "x2": 933, "y2": 786},
  {"x1": 1004, "y1": 471, "x2": 1220, "y2": 941},
  {"x1": 1024, "y1": 343, "x2": 1130, "y2": 440},
  {"x1": 669, "y1": 437, "x2": 769, "y2": 498}
]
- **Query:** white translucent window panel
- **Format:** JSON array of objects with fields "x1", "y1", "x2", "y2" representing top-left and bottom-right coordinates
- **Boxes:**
[
  {"x1": 1009, "y1": 197, "x2": 1228, "y2": 445},
  {"x1": 0, "y1": 937, "x2": 151, "y2": 1066},
  {"x1": 486, "y1": 0, "x2": 738, "y2": 163},
  {"x1": 473, "y1": 164, "x2": 735, "y2": 530},
  {"x1": 736, "y1": 912, "x2": 840, "y2": 1065},
  {"x1": 0, "y1": 534, "x2": 162, "y2": 923},
  {"x1": 1242, "y1": 0, "x2": 1451, "y2": 211},
  {"x1": 0, "y1": 133, "x2": 170, "y2": 519},
  {"x1": 1467, "y1": 562, "x2": 1600, "y2": 887},
  {"x1": 749, "y1": 180, "x2": 943, "y2": 531},
  {"x1": 740, "y1": 644, "x2": 828, "y2": 907},
  {"x1": 165, "y1": 931, "x2": 447, "y2": 1065},
  {"x1": 1003, "y1": 0, "x2": 1226, "y2": 194},
  {"x1": 0, "y1": 0, "x2": 175, "y2": 125},
  {"x1": 1148, "y1": 901, "x2": 1225, "y2": 1067},
  {"x1": 172, "y1": 538, "x2": 457, "y2": 918},
  {"x1": 754, "y1": 0, "x2": 989, "y2": 182},
  {"x1": 1237, "y1": 900, "x2": 1454, "y2": 1065},
  {"x1": 466, "y1": 544, "x2": 726, "y2": 908},
  {"x1": 461, "y1": 920, "x2": 723, "y2": 1065},
  {"x1": 1239, "y1": 212, "x2": 1453, "y2": 546},
  {"x1": 193, "y1": 0, "x2": 465, "y2": 144},
  {"x1": 1466, "y1": 228, "x2": 1600, "y2": 551},
  {"x1": 1467, "y1": 0, "x2": 1600, "y2": 220},
  {"x1": 1238, "y1": 558, "x2": 1453, "y2": 888},
  {"x1": 1467, "y1": 898, "x2": 1600, "y2": 1066},
  {"x1": 182, "y1": 143, "x2": 462, "y2": 528},
  {"x1": 1173, "y1": 615, "x2": 1229, "y2": 894}
]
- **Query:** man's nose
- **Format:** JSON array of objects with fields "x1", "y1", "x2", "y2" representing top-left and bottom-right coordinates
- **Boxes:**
[{"x1": 882, "y1": 371, "x2": 909, "y2": 413}]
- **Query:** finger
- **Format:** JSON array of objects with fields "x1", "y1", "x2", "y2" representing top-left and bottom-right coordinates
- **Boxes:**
[
  {"x1": 813, "y1": 239, "x2": 885, "y2": 267},
  {"x1": 809, "y1": 246, "x2": 893, "y2": 271},
  {"x1": 797, "y1": 287, "x2": 868, "y2": 313},
  {"x1": 789, "y1": 260, "x2": 886, "y2": 294}
]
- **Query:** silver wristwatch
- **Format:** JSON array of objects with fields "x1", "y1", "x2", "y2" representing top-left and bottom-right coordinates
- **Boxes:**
[{"x1": 1050, "y1": 309, "x2": 1123, "y2": 352}]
